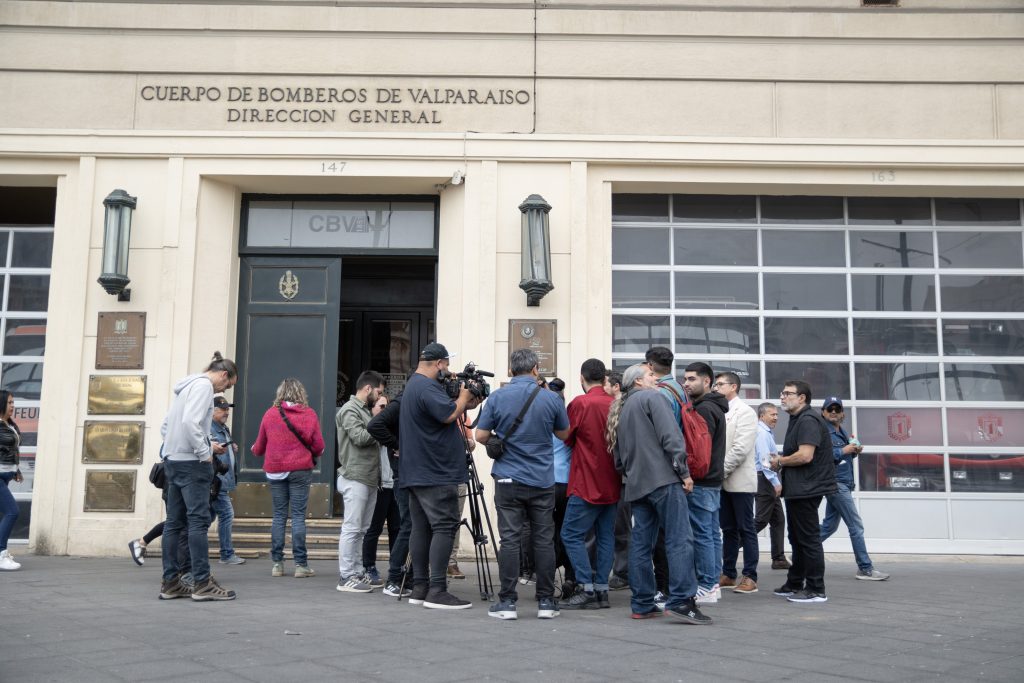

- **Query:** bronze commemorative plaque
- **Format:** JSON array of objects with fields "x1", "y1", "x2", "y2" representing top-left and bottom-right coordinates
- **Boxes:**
[
  {"x1": 509, "y1": 319, "x2": 557, "y2": 376},
  {"x1": 82, "y1": 421, "x2": 145, "y2": 464},
  {"x1": 87, "y1": 375, "x2": 147, "y2": 415},
  {"x1": 96, "y1": 312, "x2": 146, "y2": 369},
  {"x1": 84, "y1": 470, "x2": 137, "y2": 512}
]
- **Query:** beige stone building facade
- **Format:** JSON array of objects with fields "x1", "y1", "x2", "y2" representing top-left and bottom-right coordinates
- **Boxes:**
[{"x1": 1, "y1": 0, "x2": 1022, "y2": 557}]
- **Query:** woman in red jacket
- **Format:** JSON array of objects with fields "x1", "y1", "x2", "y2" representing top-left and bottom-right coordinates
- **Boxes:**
[{"x1": 252, "y1": 378, "x2": 325, "y2": 579}]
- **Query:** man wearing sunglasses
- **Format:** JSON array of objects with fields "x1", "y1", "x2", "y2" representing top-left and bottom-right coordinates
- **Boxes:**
[{"x1": 819, "y1": 397, "x2": 890, "y2": 582}]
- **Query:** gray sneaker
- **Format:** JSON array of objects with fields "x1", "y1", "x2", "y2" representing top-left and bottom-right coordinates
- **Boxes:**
[
  {"x1": 488, "y1": 599, "x2": 518, "y2": 620},
  {"x1": 179, "y1": 572, "x2": 195, "y2": 589},
  {"x1": 537, "y1": 597, "x2": 560, "y2": 619},
  {"x1": 856, "y1": 568, "x2": 890, "y2": 581},
  {"x1": 218, "y1": 555, "x2": 246, "y2": 565},
  {"x1": 336, "y1": 575, "x2": 374, "y2": 593}
]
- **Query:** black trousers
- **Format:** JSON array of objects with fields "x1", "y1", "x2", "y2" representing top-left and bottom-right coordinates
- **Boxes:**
[
  {"x1": 362, "y1": 487, "x2": 402, "y2": 569},
  {"x1": 784, "y1": 495, "x2": 825, "y2": 593},
  {"x1": 495, "y1": 481, "x2": 556, "y2": 602},
  {"x1": 407, "y1": 485, "x2": 460, "y2": 591},
  {"x1": 755, "y1": 473, "x2": 786, "y2": 561}
]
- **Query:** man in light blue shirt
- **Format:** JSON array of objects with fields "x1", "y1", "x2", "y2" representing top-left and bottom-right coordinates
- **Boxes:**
[{"x1": 753, "y1": 402, "x2": 789, "y2": 570}]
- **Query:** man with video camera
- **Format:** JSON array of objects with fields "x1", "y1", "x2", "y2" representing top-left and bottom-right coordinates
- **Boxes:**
[
  {"x1": 475, "y1": 349, "x2": 569, "y2": 620},
  {"x1": 398, "y1": 342, "x2": 474, "y2": 610}
]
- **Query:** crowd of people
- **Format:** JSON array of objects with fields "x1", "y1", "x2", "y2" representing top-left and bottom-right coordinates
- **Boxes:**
[{"x1": 142, "y1": 344, "x2": 888, "y2": 621}]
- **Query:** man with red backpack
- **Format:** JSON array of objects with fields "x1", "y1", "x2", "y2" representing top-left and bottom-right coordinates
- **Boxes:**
[{"x1": 682, "y1": 362, "x2": 729, "y2": 605}]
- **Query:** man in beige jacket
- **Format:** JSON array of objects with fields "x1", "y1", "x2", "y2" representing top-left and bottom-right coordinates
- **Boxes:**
[{"x1": 713, "y1": 372, "x2": 759, "y2": 594}]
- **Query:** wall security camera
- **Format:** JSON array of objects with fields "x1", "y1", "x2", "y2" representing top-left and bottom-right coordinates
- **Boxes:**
[{"x1": 451, "y1": 170, "x2": 464, "y2": 185}]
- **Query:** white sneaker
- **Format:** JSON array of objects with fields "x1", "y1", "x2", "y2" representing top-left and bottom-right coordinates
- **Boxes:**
[
  {"x1": 695, "y1": 585, "x2": 718, "y2": 605},
  {"x1": 0, "y1": 549, "x2": 21, "y2": 571},
  {"x1": 712, "y1": 583, "x2": 722, "y2": 600}
]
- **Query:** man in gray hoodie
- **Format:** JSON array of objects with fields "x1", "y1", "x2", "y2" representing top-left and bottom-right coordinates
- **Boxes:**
[
  {"x1": 159, "y1": 352, "x2": 238, "y2": 602},
  {"x1": 610, "y1": 363, "x2": 710, "y2": 625}
]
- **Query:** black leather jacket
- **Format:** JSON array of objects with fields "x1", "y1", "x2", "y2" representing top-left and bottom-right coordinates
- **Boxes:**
[{"x1": 0, "y1": 419, "x2": 20, "y2": 468}]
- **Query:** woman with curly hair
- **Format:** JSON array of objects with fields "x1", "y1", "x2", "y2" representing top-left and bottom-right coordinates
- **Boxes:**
[{"x1": 252, "y1": 378, "x2": 325, "y2": 578}]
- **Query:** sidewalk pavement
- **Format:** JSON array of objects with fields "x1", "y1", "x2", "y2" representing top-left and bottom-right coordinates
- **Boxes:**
[{"x1": 2, "y1": 552, "x2": 1022, "y2": 682}]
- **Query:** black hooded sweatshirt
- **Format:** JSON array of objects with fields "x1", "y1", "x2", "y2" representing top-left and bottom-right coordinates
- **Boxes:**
[{"x1": 692, "y1": 391, "x2": 730, "y2": 488}]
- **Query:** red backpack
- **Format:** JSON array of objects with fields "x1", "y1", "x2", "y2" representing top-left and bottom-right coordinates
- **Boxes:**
[{"x1": 657, "y1": 382, "x2": 712, "y2": 481}]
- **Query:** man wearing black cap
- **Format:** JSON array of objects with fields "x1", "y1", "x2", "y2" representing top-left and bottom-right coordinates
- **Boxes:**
[
  {"x1": 210, "y1": 395, "x2": 244, "y2": 566},
  {"x1": 819, "y1": 397, "x2": 890, "y2": 582},
  {"x1": 398, "y1": 342, "x2": 474, "y2": 610}
]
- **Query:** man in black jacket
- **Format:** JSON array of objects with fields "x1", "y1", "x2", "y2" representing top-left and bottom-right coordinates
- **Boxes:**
[
  {"x1": 367, "y1": 392, "x2": 412, "y2": 598},
  {"x1": 770, "y1": 380, "x2": 837, "y2": 604},
  {"x1": 682, "y1": 361, "x2": 729, "y2": 605}
]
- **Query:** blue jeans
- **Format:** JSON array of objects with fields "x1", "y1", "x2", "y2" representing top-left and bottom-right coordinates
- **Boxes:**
[
  {"x1": 687, "y1": 485, "x2": 721, "y2": 590},
  {"x1": 270, "y1": 469, "x2": 312, "y2": 566},
  {"x1": 721, "y1": 491, "x2": 759, "y2": 581},
  {"x1": 560, "y1": 495, "x2": 616, "y2": 591},
  {"x1": 629, "y1": 483, "x2": 697, "y2": 613},
  {"x1": 162, "y1": 460, "x2": 213, "y2": 583},
  {"x1": 0, "y1": 472, "x2": 19, "y2": 551},
  {"x1": 211, "y1": 488, "x2": 236, "y2": 560},
  {"x1": 820, "y1": 482, "x2": 873, "y2": 572}
]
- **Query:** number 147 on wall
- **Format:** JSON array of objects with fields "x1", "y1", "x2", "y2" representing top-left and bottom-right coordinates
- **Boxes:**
[{"x1": 320, "y1": 162, "x2": 347, "y2": 174}]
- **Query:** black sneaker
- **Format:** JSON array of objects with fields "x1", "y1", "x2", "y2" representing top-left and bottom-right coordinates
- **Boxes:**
[
  {"x1": 773, "y1": 584, "x2": 800, "y2": 597},
  {"x1": 408, "y1": 583, "x2": 429, "y2": 606},
  {"x1": 597, "y1": 590, "x2": 610, "y2": 609},
  {"x1": 424, "y1": 589, "x2": 472, "y2": 610},
  {"x1": 488, "y1": 599, "x2": 518, "y2": 620},
  {"x1": 666, "y1": 599, "x2": 713, "y2": 625},
  {"x1": 562, "y1": 588, "x2": 599, "y2": 610},
  {"x1": 158, "y1": 575, "x2": 191, "y2": 600},
  {"x1": 559, "y1": 580, "x2": 577, "y2": 599},
  {"x1": 787, "y1": 589, "x2": 827, "y2": 603}
]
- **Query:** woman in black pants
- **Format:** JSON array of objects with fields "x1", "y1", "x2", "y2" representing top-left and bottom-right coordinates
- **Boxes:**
[{"x1": 361, "y1": 394, "x2": 402, "y2": 586}]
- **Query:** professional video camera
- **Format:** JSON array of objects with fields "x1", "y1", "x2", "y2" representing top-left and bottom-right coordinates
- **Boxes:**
[{"x1": 441, "y1": 362, "x2": 494, "y2": 400}]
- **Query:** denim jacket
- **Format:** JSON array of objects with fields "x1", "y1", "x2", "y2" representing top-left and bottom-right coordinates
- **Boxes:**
[{"x1": 827, "y1": 423, "x2": 856, "y2": 488}]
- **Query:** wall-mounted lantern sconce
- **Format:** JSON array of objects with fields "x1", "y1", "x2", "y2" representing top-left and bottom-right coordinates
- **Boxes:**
[
  {"x1": 518, "y1": 194, "x2": 553, "y2": 306},
  {"x1": 98, "y1": 189, "x2": 137, "y2": 302}
]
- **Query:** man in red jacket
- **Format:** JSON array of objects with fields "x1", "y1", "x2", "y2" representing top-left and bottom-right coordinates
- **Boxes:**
[{"x1": 560, "y1": 358, "x2": 620, "y2": 609}]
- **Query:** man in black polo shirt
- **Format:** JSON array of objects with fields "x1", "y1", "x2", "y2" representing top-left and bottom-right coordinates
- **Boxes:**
[
  {"x1": 399, "y1": 342, "x2": 474, "y2": 610},
  {"x1": 770, "y1": 379, "x2": 836, "y2": 604}
]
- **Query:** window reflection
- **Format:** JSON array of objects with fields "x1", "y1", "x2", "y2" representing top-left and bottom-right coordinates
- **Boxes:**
[
  {"x1": 11, "y1": 233, "x2": 54, "y2": 268},
  {"x1": 945, "y1": 363, "x2": 1024, "y2": 401},
  {"x1": 949, "y1": 454, "x2": 1024, "y2": 493},
  {"x1": 765, "y1": 362, "x2": 849, "y2": 398},
  {"x1": 849, "y1": 230, "x2": 934, "y2": 268},
  {"x1": 851, "y1": 274, "x2": 935, "y2": 311},
  {"x1": 859, "y1": 453, "x2": 946, "y2": 492},
  {"x1": 947, "y1": 408, "x2": 1024, "y2": 447},
  {"x1": 1, "y1": 361, "x2": 44, "y2": 400},
  {"x1": 705, "y1": 359, "x2": 762, "y2": 399},
  {"x1": 674, "y1": 229, "x2": 757, "y2": 266},
  {"x1": 673, "y1": 194, "x2": 756, "y2": 223},
  {"x1": 675, "y1": 316, "x2": 759, "y2": 355},
  {"x1": 2, "y1": 319, "x2": 46, "y2": 356},
  {"x1": 613, "y1": 227, "x2": 670, "y2": 265},
  {"x1": 760, "y1": 196, "x2": 844, "y2": 224},
  {"x1": 7, "y1": 276, "x2": 50, "y2": 312},
  {"x1": 938, "y1": 232, "x2": 1023, "y2": 269},
  {"x1": 942, "y1": 319, "x2": 1024, "y2": 356},
  {"x1": 674, "y1": 273, "x2": 758, "y2": 309},
  {"x1": 856, "y1": 408, "x2": 942, "y2": 446},
  {"x1": 764, "y1": 317, "x2": 848, "y2": 355},
  {"x1": 853, "y1": 319, "x2": 937, "y2": 355},
  {"x1": 762, "y1": 230, "x2": 845, "y2": 267},
  {"x1": 612, "y1": 194, "x2": 669, "y2": 222},
  {"x1": 612, "y1": 315, "x2": 670, "y2": 353},
  {"x1": 764, "y1": 274, "x2": 846, "y2": 311},
  {"x1": 612, "y1": 271, "x2": 670, "y2": 308},
  {"x1": 940, "y1": 276, "x2": 1024, "y2": 312},
  {"x1": 848, "y1": 197, "x2": 932, "y2": 226},
  {"x1": 935, "y1": 198, "x2": 1020, "y2": 225},
  {"x1": 855, "y1": 363, "x2": 941, "y2": 400}
]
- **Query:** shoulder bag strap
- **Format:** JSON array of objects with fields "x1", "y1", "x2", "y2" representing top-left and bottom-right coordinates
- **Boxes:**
[
  {"x1": 278, "y1": 405, "x2": 314, "y2": 455},
  {"x1": 503, "y1": 384, "x2": 543, "y2": 440}
]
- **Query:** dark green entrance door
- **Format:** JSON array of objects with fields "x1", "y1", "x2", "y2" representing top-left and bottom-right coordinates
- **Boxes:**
[{"x1": 233, "y1": 256, "x2": 341, "y2": 518}]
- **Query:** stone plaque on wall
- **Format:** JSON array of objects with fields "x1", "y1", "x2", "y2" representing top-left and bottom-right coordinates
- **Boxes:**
[
  {"x1": 87, "y1": 375, "x2": 147, "y2": 415},
  {"x1": 82, "y1": 421, "x2": 145, "y2": 464},
  {"x1": 84, "y1": 470, "x2": 137, "y2": 512},
  {"x1": 509, "y1": 319, "x2": 557, "y2": 376},
  {"x1": 96, "y1": 312, "x2": 146, "y2": 369}
]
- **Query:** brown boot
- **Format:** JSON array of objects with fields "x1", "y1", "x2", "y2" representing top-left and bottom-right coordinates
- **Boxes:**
[
  {"x1": 772, "y1": 558, "x2": 792, "y2": 570},
  {"x1": 718, "y1": 574, "x2": 736, "y2": 588},
  {"x1": 733, "y1": 576, "x2": 758, "y2": 594}
]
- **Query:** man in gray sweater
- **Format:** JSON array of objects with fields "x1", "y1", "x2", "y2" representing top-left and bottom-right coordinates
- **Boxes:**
[{"x1": 609, "y1": 363, "x2": 711, "y2": 625}]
